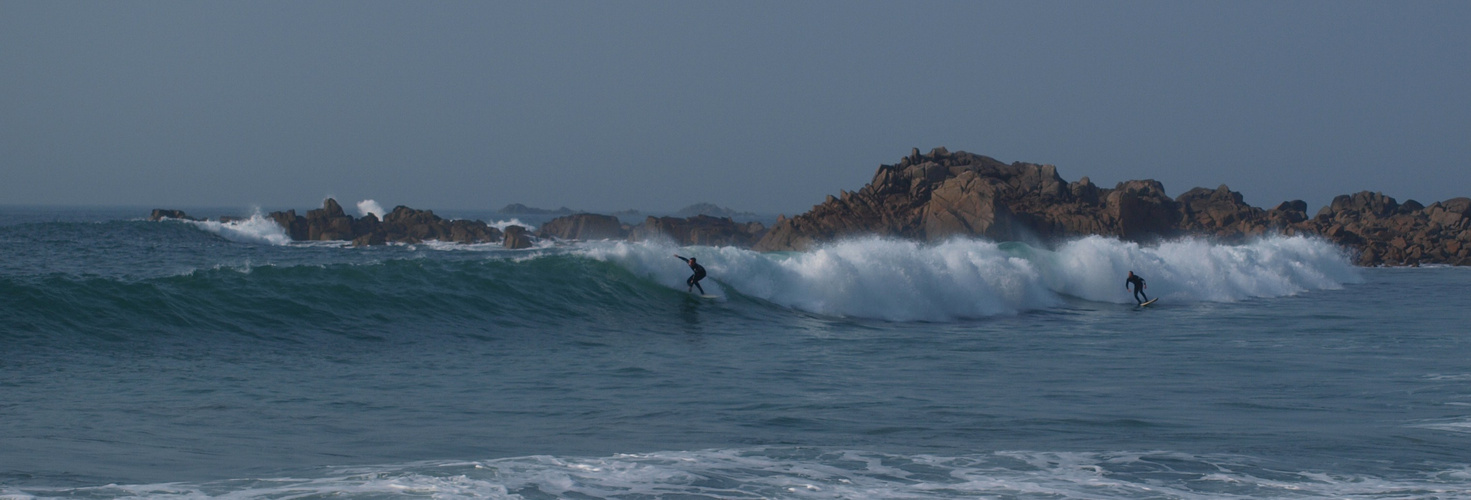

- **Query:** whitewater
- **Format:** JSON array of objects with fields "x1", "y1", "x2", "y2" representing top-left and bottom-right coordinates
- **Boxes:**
[
  {"x1": 3, "y1": 207, "x2": 1470, "y2": 499},
  {"x1": 579, "y1": 235, "x2": 1360, "y2": 321}
]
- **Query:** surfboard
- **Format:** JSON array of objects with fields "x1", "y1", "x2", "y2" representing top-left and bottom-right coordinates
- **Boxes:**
[
  {"x1": 1139, "y1": 298, "x2": 1159, "y2": 307},
  {"x1": 697, "y1": 294, "x2": 719, "y2": 299}
]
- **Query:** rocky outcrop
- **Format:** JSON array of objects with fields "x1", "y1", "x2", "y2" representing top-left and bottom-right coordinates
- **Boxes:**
[
  {"x1": 502, "y1": 225, "x2": 535, "y2": 249},
  {"x1": 753, "y1": 147, "x2": 1470, "y2": 266},
  {"x1": 149, "y1": 209, "x2": 200, "y2": 221},
  {"x1": 537, "y1": 214, "x2": 627, "y2": 241},
  {"x1": 255, "y1": 199, "x2": 503, "y2": 246},
  {"x1": 1308, "y1": 193, "x2": 1471, "y2": 266},
  {"x1": 148, "y1": 149, "x2": 1467, "y2": 266},
  {"x1": 630, "y1": 215, "x2": 767, "y2": 247},
  {"x1": 373, "y1": 205, "x2": 501, "y2": 245},
  {"x1": 754, "y1": 147, "x2": 1194, "y2": 251},
  {"x1": 306, "y1": 198, "x2": 355, "y2": 241},
  {"x1": 675, "y1": 203, "x2": 757, "y2": 219},
  {"x1": 498, "y1": 203, "x2": 574, "y2": 215}
]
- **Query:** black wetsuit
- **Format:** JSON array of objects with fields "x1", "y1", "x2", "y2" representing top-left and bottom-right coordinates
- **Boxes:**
[
  {"x1": 676, "y1": 255, "x2": 706, "y2": 294},
  {"x1": 1126, "y1": 274, "x2": 1149, "y2": 304}
]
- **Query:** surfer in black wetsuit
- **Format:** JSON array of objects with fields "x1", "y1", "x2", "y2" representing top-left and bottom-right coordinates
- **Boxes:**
[
  {"x1": 1126, "y1": 271, "x2": 1149, "y2": 305},
  {"x1": 675, "y1": 254, "x2": 706, "y2": 294}
]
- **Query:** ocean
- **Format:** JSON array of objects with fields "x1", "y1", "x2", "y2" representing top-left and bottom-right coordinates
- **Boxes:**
[{"x1": 3, "y1": 206, "x2": 1470, "y2": 499}]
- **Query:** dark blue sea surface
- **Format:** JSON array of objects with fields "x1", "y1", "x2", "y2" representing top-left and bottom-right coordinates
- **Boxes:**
[{"x1": 2, "y1": 206, "x2": 1469, "y2": 498}]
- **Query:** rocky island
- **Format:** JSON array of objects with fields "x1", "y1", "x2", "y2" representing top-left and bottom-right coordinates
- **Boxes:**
[
  {"x1": 151, "y1": 200, "x2": 766, "y2": 250},
  {"x1": 752, "y1": 148, "x2": 1469, "y2": 267},
  {"x1": 152, "y1": 147, "x2": 1470, "y2": 266}
]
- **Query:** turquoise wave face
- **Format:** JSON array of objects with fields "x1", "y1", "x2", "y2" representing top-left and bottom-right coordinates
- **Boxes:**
[{"x1": 0, "y1": 256, "x2": 709, "y2": 345}]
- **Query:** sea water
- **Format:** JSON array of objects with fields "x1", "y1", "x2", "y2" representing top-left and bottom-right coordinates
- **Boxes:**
[{"x1": 2, "y1": 206, "x2": 1470, "y2": 499}]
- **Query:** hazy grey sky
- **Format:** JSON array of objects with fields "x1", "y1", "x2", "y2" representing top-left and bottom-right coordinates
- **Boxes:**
[{"x1": 3, "y1": 1, "x2": 1468, "y2": 214}]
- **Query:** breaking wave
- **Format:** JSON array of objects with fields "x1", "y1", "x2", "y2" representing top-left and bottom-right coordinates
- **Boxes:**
[
  {"x1": 186, "y1": 213, "x2": 292, "y2": 246},
  {"x1": 581, "y1": 235, "x2": 1361, "y2": 321},
  {"x1": 41, "y1": 219, "x2": 1362, "y2": 326}
]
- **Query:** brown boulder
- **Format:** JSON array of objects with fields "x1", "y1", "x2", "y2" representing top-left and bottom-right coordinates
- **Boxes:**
[
  {"x1": 268, "y1": 209, "x2": 310, "y2": 240},
  {"x1": 1441, "y1": 197, "x2": 1471, "y2": 216},
  {"x1": 920, "y1": 172, "x2": 1015, "y2": 241},
  {"x1": 503, "y1": 225, "x2": 534, "y2": 249},
  {"x1": 1266, "y1": 200, "x2": 1310, "y2": 225},
  {"x1": 1176, "y1": 185, "x2": 1264, "y2": 239},
  {"x1": 378, "y1": 205, "x2": 500, "y2": 245},
  {"x1": 352, "y1": 231, "x2": 386, "y2": 247},
  {"x1": 1106, "y1": 180, "x2": 1180, "y2": 241},
  {"x1": 305, "y1": 198, "x2": 355, "y2": 241},
  {"x1": 1328, "y1": 191, "x2": 1400, "y2": 218}
]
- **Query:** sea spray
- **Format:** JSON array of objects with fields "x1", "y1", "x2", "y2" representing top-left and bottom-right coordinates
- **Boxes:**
[
  {"x1": 1042, "y1": 235, "x2": 1362, "y2": 303},
  {"x1": 489, "y1": 218, "x2": 536, "y2": 232},
  {"x1": 579, "y1": 238, "x2": 1060, "y2": 320},
  {"x1": 185, "y1": 213, "x2": 292, "y2": 246},
  {"x1": 355, "y1": 199, "x2": 386, "y2": 219}
]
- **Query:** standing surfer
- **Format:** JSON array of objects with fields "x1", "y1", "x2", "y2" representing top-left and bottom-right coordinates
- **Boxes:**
[
  {"x1": 675, "y1": 254, "x2": 706, "y2": 295},
  {"x1": 1125, "y1": 271, "x2": 1149, "y2": 305}
]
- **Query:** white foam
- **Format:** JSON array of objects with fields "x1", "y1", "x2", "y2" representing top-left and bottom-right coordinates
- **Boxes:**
[
  {"x1": 1414, "y1": 418, "x2": 1471, "y2": 434},
  {"x1": 1041, "y1": 235, "x2": 1362, "y2": 304},
  {"x1": 355, "y1": 199, "x2": 385, "y2": 219},
  {"x1": 490, "y1": 218, "x2": 536, "y2": 232},
  {"x1": 576, "y1": 235, "x2": 1360, "y2": 321},
  {"x1": 419, "y1": 238, "x2": 554, "y2": 252},
  {"x1": 186, "y1": 213, "x2": 292, "y2": 246},
  {"x1": 11, "y1": 449, "x2": 1465, "y2": 499}
]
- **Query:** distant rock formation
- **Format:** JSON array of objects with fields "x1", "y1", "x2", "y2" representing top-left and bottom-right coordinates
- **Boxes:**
[
  {"x1": 674, "y1": 203, "x2": 757, "y2": 219},
  {"x1": 537, "y1": 213, "x2": 627, "y2": 241},
  {"x1": 150, "y1": 201, "x2": 768, "y2": 249},
  {"x1": 753, "y1": 147, "x2": 1470, "y2": 266},
  {"x1": 151, "y1": 199, "x2": 503, "y2": 246},
  {"x1": 498, "y1": 203, "x2": 574, "y2": 215},
  {"x1": 629, "y1": 215, "x2": 766, "y2": 247},
  {"x1": 149, "y1": 209, "x2": 200, "y2": 221},
  {"x1": 149, "y1": 148, "x2": 1468, "y2": 266},
  {"x1": 268, "y1": 200, "x2": 502, "y2": 246}
]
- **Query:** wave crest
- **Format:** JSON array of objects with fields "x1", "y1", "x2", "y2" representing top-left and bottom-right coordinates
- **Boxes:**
[
  {"x1": 579, "y1": 235, "x2": 1360, "y2": 321},
  {"x1": 186, "y1": 213, "x2": 292, "y2": 246}
]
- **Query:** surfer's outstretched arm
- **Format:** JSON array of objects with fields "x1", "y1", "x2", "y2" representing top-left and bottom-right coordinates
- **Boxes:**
[{"x1": 674, "y1": 254, "x2": 689, "y2": 263}]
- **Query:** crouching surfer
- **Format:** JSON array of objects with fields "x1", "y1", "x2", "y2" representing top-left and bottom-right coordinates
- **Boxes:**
[
  {"x1": 1126, "y1": 271, "x2": 1150, "y2": 305},
  {"x1": 675, "y1": 254, "x2": 706, "y2": 294}
]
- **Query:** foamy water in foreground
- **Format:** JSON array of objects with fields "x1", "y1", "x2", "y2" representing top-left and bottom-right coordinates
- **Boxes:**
[{"x1": 3, "y1": 208, "x2": 1469, "y2": 499}]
